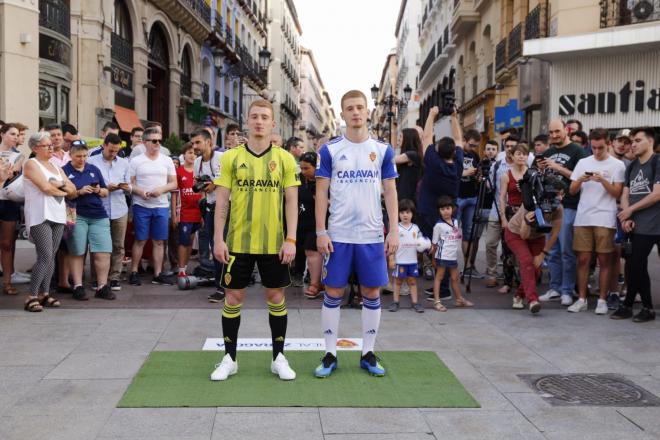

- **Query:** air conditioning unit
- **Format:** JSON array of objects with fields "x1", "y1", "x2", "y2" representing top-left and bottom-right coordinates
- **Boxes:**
[{"x1": 631, "y1": 0, "x2": 660, "y2": 23}]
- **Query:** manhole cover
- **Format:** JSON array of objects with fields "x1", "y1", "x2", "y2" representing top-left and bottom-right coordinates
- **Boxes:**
[{"x1": 518, "y1": 374, "x2": 660, "y2": 406}]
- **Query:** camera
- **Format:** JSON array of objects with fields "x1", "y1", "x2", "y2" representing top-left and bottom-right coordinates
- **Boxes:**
[
  {"x1": 440, "y1": 89, "x2": 456, "y2": 116},
  {"x1": 520, "y1": 167, "x2": 564, "y2": 233},
  {"x1": 193, "y1": 174, "x2": 213, "y2": 193}
]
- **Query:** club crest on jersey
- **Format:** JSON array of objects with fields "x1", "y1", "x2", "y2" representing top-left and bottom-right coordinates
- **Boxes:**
[
  {"x1": 224, "y1": 273, "x2": 232, "y2": 285},
  {"x1": 269, "y1": 160, "x2": 277, "y2": 172},
  {"x1": 369, "y1": 151, "x2": 377, "y2": 162}
]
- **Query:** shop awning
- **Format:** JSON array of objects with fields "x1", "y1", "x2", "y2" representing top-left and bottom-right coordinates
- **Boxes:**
[
  {"x1": 114, "y1": 105, "x2": 142, "y2": 132},
  {"x1": 523, "y1": 23, "x2": 660, "y2": 62}
]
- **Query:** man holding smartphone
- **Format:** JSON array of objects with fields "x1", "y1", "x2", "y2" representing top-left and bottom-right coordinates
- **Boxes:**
[
  {"x1": 568, "y1": 128, "x2": 625, "y2": 314},
  {"x1": 88, "y1": 133, "x2": 131, "y2": 291}
]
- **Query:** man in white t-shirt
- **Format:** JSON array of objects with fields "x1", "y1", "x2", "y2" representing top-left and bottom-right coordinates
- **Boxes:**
[
  {"x1": 128, "y1": 127, "x2": 177, "y2": 286},
  {"x1": 568, "y1": 128, "x2": 625, "y2": 315}
]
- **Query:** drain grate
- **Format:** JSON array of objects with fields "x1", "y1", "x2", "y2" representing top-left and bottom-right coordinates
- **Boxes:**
[{"x1": 518, "y1": 374, "x2": 660, "y2": 406}]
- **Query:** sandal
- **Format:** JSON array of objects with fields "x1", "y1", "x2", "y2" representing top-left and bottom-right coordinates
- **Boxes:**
[
  {"x1": 24, "y1": 298, "x2": 43, "y2": 312},
  {"x1": 455, "y1": 298, "x2": 474, "y2": 308},
  {"x1": 39, "y1": 295, "x2": 61, "y2": 308},
  {"x1": 3, "y1": 284, "x2": 18, "y2": 295},
  {"x1": 434, "y1": 300, "x2": 447, "y2": 312},
  {"x1": 304, "y1": 284, "x2": 321, "y2": 299}
]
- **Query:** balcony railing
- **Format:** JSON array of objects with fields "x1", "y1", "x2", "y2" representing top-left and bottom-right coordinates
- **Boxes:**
[
  {"x1": 508, "y1": 23, "x2": 522, "y2": 64},
  {"x1": 181, "y1": 0, "x2": 211, "y2": 24},
  {"x1": 495, "y1": 38, "x2": 507, "y2": 72},
  {"x1": 598, "y1": 0, "x2": 660, "y2": 27},
  {"x1": 39, "y1": 0, "x2": 70, "y2": 38},
  {"x1": 111, "y1": 33, "x2": 133, "y2": 66},
  {"x1": 524, "y1": 4, "x2": 545, "y2": 40},
  {"x1": 419, "y1": 47, "x2": 435, "y2": 82},
  {"x1": 202, "y1": 83, "x2": 210, "y2": 104},
  {"x1": 444, "y1": 26, "x2": 449, "y2": 46},
  {"x1": 180, "y1": 74, "x2": 192, "y2": 97}
]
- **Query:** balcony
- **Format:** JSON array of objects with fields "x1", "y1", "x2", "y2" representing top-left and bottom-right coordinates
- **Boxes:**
[
  {"x1": 508, "y1": 23, "x2": 522, "y2": 64},
  {"x1": 600, "y1": 0, "x2": 660, "y2": 28},
  {"x1": 524, "y1": 4, "x2": 547, "y2": 40},
  {"x1": 419, "y1": 48, "x2": 435, "y2": 83},
  {"x1": 237, "y1": 0, "x2": 267, "y2": 36},
  {"x1": 111, "y1": 32, "x2": 133, "y2": 67},
  {"x1": 39, "y1": 0, "x2": 70, "y2": 39},
  {"x1": 149, "y1": 0, "x2": 212, "y2": 42},
  {"x1": 495, "y1": 38, "x2": 507, "y2": 72},
  {"x1": 451, "y1": 0, "x2": 479, "y2": 37}
]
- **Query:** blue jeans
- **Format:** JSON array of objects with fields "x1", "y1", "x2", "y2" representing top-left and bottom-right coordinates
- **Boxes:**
[
  {"x1": 456, "y1": 197, "x2": 477, "y2": 241},
  {"x1": 547, "y1": 208, "x2": 577, "y2": 297}
]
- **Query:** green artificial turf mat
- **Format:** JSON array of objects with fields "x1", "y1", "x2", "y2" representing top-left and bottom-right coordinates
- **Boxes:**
[{"x1": 118, "y1": 351, "x2": 479, "y2": 408}]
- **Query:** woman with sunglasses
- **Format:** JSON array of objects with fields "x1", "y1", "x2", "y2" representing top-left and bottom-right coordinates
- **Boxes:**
[
  {"x1": 22, "y1": 132, "x2": 76, "y2": 311},
  {"x1": 0, "y1": 123, "x2": 26, "y2": 295}
]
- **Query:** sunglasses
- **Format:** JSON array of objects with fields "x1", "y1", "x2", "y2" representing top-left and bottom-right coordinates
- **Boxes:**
[
  {"x1": 71, "y1": 140, "x2": 87, "y2": 147},
  {"x1": 146, "y1": 139, "x2": 162, "y2": 144}
]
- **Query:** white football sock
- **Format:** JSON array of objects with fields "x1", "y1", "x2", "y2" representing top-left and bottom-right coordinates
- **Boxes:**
[
  {"x1": 361, "y1": 296, "x2": 381, "y2": 355},
  {"x1": 321, "y1": 292, "x2": 342, "y2": 356}
]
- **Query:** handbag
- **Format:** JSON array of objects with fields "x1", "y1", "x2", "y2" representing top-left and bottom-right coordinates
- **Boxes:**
[
  {"x1": 63, "y1": 202, "x2": 77, "y2": 240},
  {"x1": 0, "y1": 174, "x2": 24, "y2": 202}
]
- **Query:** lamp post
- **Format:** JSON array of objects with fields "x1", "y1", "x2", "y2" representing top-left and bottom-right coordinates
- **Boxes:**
[{"x1": 370, "y1": 83, "x2": 412, "y2": 145}]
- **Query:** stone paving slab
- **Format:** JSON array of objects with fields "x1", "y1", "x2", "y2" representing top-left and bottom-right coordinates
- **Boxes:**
[{"x1": 0, "y1": 305, "x2": 658, "y2": 439}]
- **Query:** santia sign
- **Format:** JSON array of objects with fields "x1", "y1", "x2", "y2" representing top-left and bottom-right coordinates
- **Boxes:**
[{"x1": 559, "y1": 80, "x2": 660, "y2": 116}]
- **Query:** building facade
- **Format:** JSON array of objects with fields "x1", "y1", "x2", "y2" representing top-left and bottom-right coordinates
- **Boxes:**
[
  {"x1": 0, "y1": 0, "x2": 312, "y2": 146},
  {"x1": 299, "y1": 46, "x2": 336, "y2": 149},
  {"x1": 372, "y1": 49, "x2": 398, "y2": 147},
  {"x1": 524, "y1": 0, "x2": 660, "y2": 133},
  {"x1": 394, "y1": 0, "x2": 421, "y2": 129},
  {"x1": 267, "y1": 0, "x2": 301, "y2": 140}
]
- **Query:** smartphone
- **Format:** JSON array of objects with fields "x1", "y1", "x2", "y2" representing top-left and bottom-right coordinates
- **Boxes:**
[
  {"x1": 584, "y1": 172, "x2": 594, "y2": 176},
  {"x1": 90, "y1": 182, "x2": 99, "y2": 188}
]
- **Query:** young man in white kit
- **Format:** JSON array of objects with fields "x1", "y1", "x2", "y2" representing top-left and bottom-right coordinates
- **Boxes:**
[{"x1": 314, "y1": 90, "x2": 399, "y2": 378}]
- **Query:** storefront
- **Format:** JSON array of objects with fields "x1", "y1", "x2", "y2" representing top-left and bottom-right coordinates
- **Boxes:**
[
  {"x1": 459, "y1": 88, "x2": 495, "y2": 153},
  {"x1": 524, "y1": 25, "x2": 660, "y2": 132}
]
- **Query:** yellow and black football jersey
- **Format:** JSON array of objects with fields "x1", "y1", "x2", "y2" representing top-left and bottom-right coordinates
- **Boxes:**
[{"x1": 214, "y1": 144, "x2": 300, "y2": 254}]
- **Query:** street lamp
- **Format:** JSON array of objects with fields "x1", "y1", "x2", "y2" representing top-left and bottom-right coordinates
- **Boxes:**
[
  {"x1": 370, "y1": 83, "x2": 412, "y2": 145},
  {"x1": 258, "y1": 48, "x2": 271, "y2": 71}
]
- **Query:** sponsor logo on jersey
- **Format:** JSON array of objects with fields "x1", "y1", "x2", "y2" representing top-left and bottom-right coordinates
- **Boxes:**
[
  {"x1": 239, "y1": 163, "x2": 248, "y2": 169},
  {"x1": 236, "y1": 179, "x2": 281, "y2": 192},
  {"x1": 336, "y1": 169, "x2": 380, "y2": 180},
  {"x1": 339, "y1": 154, "x2": 348, "y2": 161}
]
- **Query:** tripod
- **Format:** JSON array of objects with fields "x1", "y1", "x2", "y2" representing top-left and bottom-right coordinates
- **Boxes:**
[{"x1": 461, "y1": 171, "x2": 491, "y2": 292}]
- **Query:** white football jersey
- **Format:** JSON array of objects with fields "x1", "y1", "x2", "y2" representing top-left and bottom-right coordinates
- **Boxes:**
[
  {"x1": 395, "y1": 223, "x2": 422, "y2": 265},
  {"x1": 432, "y1": 219, "x2": 462, "y2": 261},
  {"x1": 316, "y1": 136, "x2": 397, "y2": 244}
]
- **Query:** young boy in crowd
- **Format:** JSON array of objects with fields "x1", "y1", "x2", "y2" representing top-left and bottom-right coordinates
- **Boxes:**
[
  {"x1": 389, "y1": 199, "x2": 425, "y2": 313},
  {"x1": 432, "y1": 196, "x2": 474, "y2": 311},
  {"x1": 171, "y1": 143, "x2": 202, "y2": 277}
]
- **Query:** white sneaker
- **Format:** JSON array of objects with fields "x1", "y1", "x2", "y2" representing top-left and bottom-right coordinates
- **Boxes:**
[
  {"x1": 567, "y1": 298, "x2": 587, "y2": 313},
  {"x1": 10, "y1": 272, "x2": 31, "y2": 284},
  {"x1": 539, "y1": 289, "x2": 561, "y2": 302},
  {"x1": 595, "y1": 299, "x2": 608, "y2": 315},
  {"x1": 210, "y1": 354, "x2": 238, "y2": 381},
  {"x1": 512, "y1": 296, "x2": 524, "y2": 309},
  {"x1": 561, "y1": 295, "x2": 574, "y2": 306},
  {"x1": 271, "y1": 353, "x2": 296, "y2": 380}
]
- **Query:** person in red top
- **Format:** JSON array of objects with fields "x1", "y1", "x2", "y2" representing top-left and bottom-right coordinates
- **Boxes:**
[
  {"x1": 498, "y1": 143, "x2": 529, "y2": 294},
  {"x1": 171, "y1": 143, "x2": 202, "y2": 276}
]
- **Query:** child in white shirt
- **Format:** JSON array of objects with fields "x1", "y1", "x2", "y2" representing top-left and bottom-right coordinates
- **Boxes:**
[
  {"x1": 432, "y1": 196, "x2": 474, "y2": 311},
  {"x1": 389, "y1": 199, "x2": 425, "y2": 313}
]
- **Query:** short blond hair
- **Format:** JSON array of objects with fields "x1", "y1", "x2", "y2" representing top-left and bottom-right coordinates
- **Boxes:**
[
  {"x1": 248, "y1": 99, "x2": 274, "y2": 117},
  {"x1": 341, "y1": 90, "x2": 368, "y2": 110}
]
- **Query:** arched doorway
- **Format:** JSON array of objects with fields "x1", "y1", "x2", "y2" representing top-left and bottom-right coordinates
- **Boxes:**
[{"x1": 147, "y1": 23, "x2": 170, "y2": 134}]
